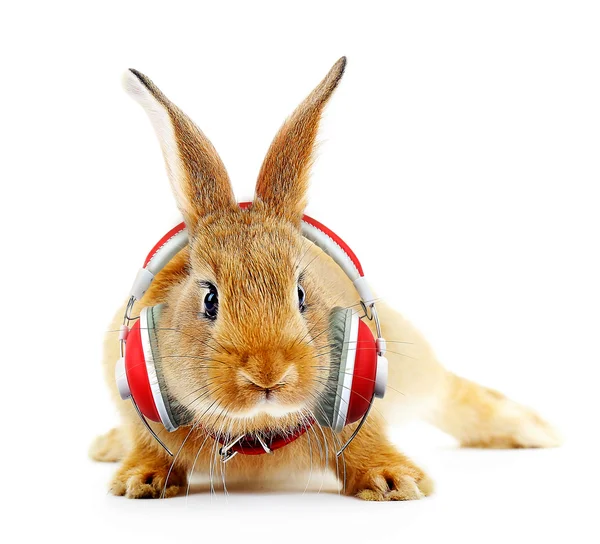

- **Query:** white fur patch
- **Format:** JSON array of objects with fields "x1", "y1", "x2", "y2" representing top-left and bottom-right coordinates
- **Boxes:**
[
  {"x1": 200, "y1": 399, "x2": 305, "y2": 420},
  {"x1": 231, "y1": 402, "x2": 305, "y2": 419},
  {"x1": 122, "y1": 70, "x2": 188, "y2": 213}
]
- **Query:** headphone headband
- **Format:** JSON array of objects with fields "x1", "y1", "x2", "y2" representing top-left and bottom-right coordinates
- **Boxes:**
[{"x1": 129, "y1": 202, "x2": 376, "y2": 307}]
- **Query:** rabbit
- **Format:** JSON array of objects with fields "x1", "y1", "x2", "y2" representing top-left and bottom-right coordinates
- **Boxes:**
[{"x1": 90, "y1": 57, "x2": 561, "y2": 501}]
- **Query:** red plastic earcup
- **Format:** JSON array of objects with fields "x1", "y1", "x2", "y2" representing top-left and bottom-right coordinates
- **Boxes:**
[
  {"x1": 317, "y1": 308, "x2": 381, "y2": 431},
  {"x1": 124, "y1": 318, "x2": 161, "y2": 422},
  {"x1": 345, "y1": 319, "x2": 378, "y2": 425}
]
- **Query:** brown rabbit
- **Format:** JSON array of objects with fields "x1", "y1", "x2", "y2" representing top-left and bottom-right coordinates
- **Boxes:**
[{"x1": 90, "y1": 57, "x2": 560, "y2": 501}]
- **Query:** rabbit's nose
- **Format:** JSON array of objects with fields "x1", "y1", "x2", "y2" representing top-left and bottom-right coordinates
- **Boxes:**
[
  {"x1": 240, "y1": 373, "x2": 286, "y2": 392},
  {"x1": 238, "y1": 367, "x2": 295, "y2": 393}
]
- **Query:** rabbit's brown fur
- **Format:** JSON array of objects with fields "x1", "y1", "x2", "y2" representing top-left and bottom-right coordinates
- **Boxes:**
[{"x1": 93, "y1": 58, "x2": 560, "y2": 500}]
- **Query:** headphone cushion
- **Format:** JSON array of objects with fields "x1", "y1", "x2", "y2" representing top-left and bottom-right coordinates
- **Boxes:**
[{"x1": 316, "y1": 308, "x2": 354, "y2": 429}]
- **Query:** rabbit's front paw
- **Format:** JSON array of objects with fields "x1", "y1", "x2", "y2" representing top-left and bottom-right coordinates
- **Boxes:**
[
  {"x1": 110, "y1": 462, "x2": 186, "y2": 499},
  {"x1": 349, "y1": 466, "x2": 434, "y2": 501}
]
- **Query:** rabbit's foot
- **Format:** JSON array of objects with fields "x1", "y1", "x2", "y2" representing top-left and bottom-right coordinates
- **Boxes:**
[
  {"x1": 460, "y1": 400, "x2": 562, "y2": 449},
  {"x1": 433, "y1": 374, "x2": 562, "y2": 449},
  {"x1": 110, "y1": 459, "x2": 186, "y2": 499},
  {"x1": 347, "y1": 464, "x2": 433, "y2": 501}
]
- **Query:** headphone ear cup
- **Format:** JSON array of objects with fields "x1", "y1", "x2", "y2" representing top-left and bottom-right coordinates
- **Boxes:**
[
  {"x1": 143, "y1": 304, "x2": 179, "y2": 430},
  {"x1": 345, "y1": 319, "x2": 378, "y2": 424},
  {"x1": 315, "y1": 308, "x2": 380, "y2": 432},
  {"x1": 119, "y1": 305, "x2": 179, "y2": 431}
]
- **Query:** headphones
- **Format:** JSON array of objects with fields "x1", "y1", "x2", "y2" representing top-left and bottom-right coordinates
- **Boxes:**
[{"x1": 115, "y1": 203, "x2": 388, "y2": 458}]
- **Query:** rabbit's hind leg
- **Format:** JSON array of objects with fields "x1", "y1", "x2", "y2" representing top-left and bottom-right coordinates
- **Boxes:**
[
  {"x1": 428, "y1": 374, "x2": 562, "y2": 449},
  {"x1": 89, "y1": 427, "x2": 127, "y2": 462}
]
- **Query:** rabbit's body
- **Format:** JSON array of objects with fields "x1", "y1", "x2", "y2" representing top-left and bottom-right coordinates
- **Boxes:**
[{"x1": 91, "y1": 59, "x2": 559, "y2": 500}]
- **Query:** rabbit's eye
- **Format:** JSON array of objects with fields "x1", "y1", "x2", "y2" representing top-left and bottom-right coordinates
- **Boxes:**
[
  {"x1": 203, "y1": 287, "x2": 219, "y2": 320},
  {"x1": 298, "y1": 284, "x2": 306, "y2": 312}
]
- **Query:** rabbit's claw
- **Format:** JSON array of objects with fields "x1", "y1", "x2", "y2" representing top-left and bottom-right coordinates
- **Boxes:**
[
  {"x1": 350, "y1": 465, "x2": 434, "y2": 501},
  {"x1": 110, "y1": 462, "x2": 186, "y2": 499}
]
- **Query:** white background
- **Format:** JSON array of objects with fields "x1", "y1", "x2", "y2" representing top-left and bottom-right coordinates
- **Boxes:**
[{"x1": 1, "y1": 1, "x2": 599, "y2": 542}]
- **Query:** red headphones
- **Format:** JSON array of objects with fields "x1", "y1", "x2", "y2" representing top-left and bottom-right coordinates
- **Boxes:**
[{"x1": 115, "y1": 203, "x2": 388, "y2": 457}]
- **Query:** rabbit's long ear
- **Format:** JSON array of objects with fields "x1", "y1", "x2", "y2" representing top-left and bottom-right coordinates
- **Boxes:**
[
  {"x1": 254, "y1": 57, "x2": 346, "y2": 223},
  {"x1": 123, "y1": 70, "x2": 237, "y2": 231}
]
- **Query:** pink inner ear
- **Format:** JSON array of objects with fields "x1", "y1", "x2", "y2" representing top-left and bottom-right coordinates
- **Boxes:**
[{"x1": 345, "y1": 320, "x2": 377, "y2": 425}]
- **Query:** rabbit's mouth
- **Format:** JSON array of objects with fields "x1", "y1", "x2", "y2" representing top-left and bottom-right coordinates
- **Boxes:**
[
  {"x1": 226, "y1": 401, "x2": 307, "y2": 419},
  {"x1": 190, "y1": 399, "x2": 316, "y2": 438}
]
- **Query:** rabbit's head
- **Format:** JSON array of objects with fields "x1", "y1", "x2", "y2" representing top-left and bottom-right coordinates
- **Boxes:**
[{"x1": 124, "y1": 58, "x2": 348, "y2": 438}]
